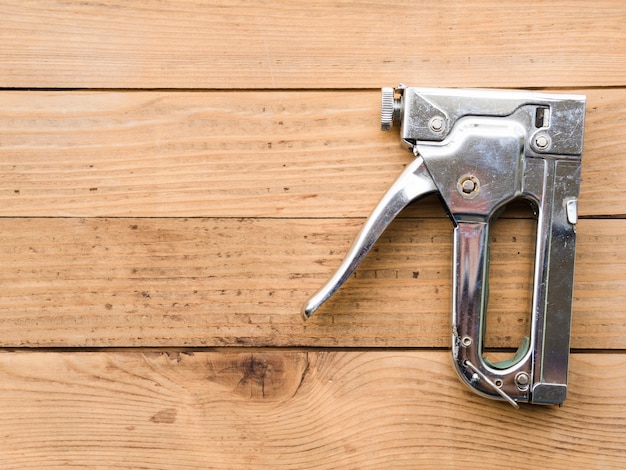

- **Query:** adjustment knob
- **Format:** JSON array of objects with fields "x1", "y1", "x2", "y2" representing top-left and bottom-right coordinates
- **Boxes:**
[{"x1": 380, "y1": 87, "x2": 395, "y2": 131}]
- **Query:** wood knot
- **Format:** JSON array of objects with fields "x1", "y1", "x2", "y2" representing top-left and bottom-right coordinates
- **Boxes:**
[
  {"x1": 150, "y1": 408, "x2": 177, "y2": 424},
  {"x1": 207, "y1": 352, "x2": 309, "y2": 401}
]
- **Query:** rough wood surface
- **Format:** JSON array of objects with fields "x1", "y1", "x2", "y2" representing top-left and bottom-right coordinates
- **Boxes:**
[
  {"x1": 1, "y1": 1, "x2": 626, "y2": 89},
  {"x1": 0, "y1": 217, "x2": 622, "y2": 349},
  {"x1": 2, "y1": 0, "x2": 625, "y2": 467},
  {"x1": 0, "y1": 89, "x2": 624, "y2": 217},
  {"x1": 0, "y1": 350, "x2": 624, "y2": 469}
]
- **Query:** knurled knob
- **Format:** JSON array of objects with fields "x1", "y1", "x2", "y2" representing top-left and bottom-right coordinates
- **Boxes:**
[{"x1": 381, "y1": 87, "x2": 395, "y2": 131}]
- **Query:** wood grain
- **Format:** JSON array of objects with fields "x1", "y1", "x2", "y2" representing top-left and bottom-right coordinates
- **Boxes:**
[
  {"x1": 0, "y1": 217, "x2": 622, "y2": 349},
  {"x1": 0, "y1": 350, "x2": 624, "y2": 469},
  {"x1": 0, "y1": 89, "x2": 624, "y2": 217},
  {"x1": 2, "y1": 0, "x2": 624, "y2": 467},
  {"x1": 1, "y1": 1, "x2": 626, "y2": 89}
]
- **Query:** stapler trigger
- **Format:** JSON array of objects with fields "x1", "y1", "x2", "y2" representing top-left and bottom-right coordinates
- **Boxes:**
[{"x1": 302, "y1": 153, "x2": 437, "y2": 319}]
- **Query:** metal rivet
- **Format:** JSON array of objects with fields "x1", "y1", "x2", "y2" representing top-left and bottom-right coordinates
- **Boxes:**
[
  {"x1": 535, "y1": 134, "x2": 551, "y2": 150},
  {"x1": 429, "y1": 116, "x2": 445, "y2": 132},
  {"x1": 461, "y1": 336, "x2": 472, "y2": 347},
  {"x1": 457, "y1": 175, "x2": 480, "y2": 198},
  {"x1": 461, "y1": 179, "x2": 476, "y2": 194},
  {"x1": 515, "y1": 372, "x2": 530, "y2": 390}
]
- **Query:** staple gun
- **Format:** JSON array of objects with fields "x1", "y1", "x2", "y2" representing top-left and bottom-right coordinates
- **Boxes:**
[{"x1": 303, "y1": 86, "x2": 586, "y2": 408}]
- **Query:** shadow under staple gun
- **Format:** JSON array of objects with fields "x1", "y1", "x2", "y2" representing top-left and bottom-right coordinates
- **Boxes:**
[{"x1": 302, "y1": 86, "x2": 586, "y2": 408}]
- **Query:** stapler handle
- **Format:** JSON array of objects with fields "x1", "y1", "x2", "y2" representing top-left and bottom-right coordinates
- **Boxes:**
[
  {"x1": 302, "y1": 155, "x2": 437, "y2": 320},
  {"x1": 303, "y1": 86, "x2": 585, "y2": 408},
  {"x1": 448, "y1": 154, "x2": 582, "y2": 407}
]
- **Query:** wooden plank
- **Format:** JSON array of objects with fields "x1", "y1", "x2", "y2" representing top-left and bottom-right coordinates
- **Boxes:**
[
  {"x1": 0, "y1": 217, "x2": 622, "y2": 349},
  {"x1": 0, "y1": 89, "x2": 623, "y2": 217},
  {"x1": 2, "y1": 2, "x2": 622, "y2": 468},
  {"x1": 0, "y1": 349, "x2": 624, "y2": 469},
  {"x1": 1, "y1": 1, "x2": 626, "y2": 89}
]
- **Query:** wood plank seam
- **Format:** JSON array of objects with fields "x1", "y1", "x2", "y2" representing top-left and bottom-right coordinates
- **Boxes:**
[{"x1": 2, "y1": 1, "x2": 625, "y2": 463}]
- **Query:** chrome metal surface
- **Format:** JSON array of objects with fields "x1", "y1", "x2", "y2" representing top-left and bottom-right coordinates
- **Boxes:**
[
  {"x1": 465, "y1": 359, "x2": 519, "y2": 409},
  {"x1": 302, "y1": 155, "x2": 437, "y2": 319},
  {"x1": 303, "y1": 86, "x2": 586, "y2": 408}
]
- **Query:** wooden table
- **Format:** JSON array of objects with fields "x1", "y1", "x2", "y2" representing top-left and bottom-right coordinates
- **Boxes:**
[{"x1": 1, "y1": 1, "x2": 625, "y2": 468}]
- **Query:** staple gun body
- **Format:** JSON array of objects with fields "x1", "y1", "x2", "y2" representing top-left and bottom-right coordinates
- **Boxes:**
[{"x1": 303, "y1": 87, "x2": 586, "y2": 408}]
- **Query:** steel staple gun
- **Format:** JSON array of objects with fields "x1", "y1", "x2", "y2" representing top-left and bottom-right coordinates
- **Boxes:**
[{"x1": 303, "y1": 86, "x2": 586, "y2": 408}]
